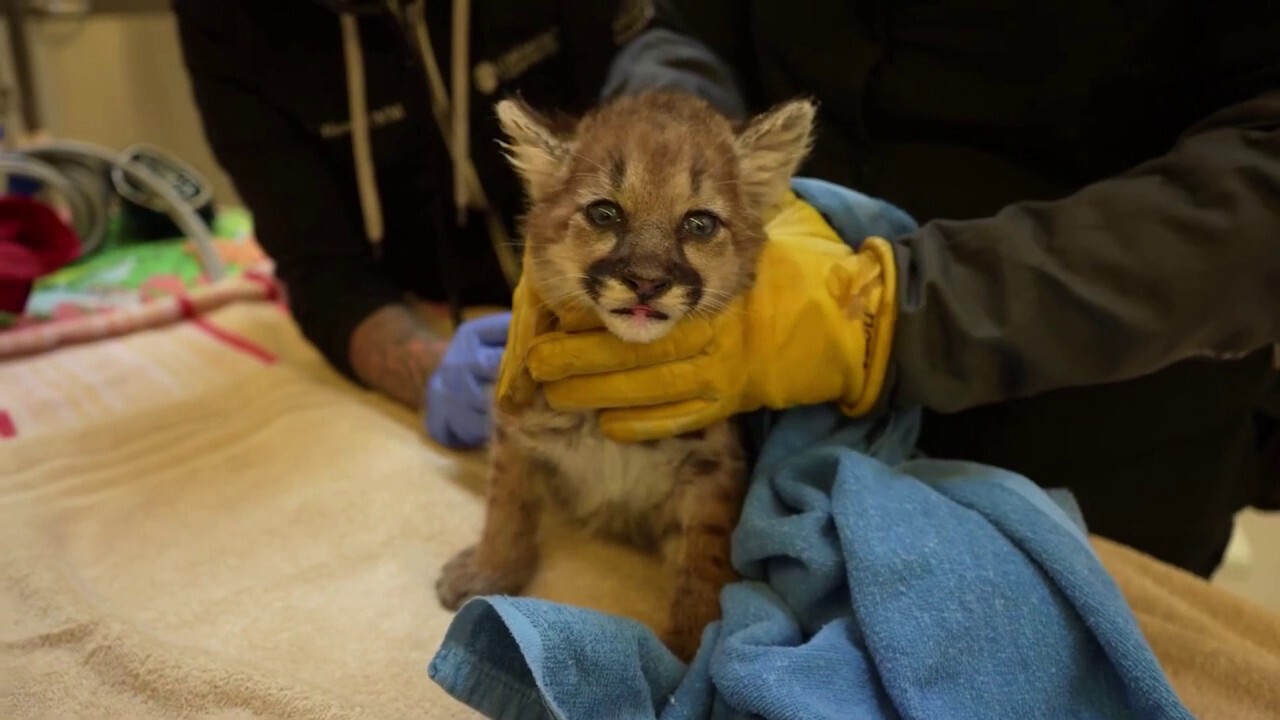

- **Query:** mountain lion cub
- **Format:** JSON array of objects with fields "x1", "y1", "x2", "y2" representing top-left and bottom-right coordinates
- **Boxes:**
[{"x1": 436, "y1": 91, "x2": 816, "y2": 661}]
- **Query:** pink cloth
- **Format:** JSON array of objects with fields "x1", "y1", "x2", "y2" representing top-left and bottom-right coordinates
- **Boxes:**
[
  {"x1": 0, "y1": 270, "x2": 282, "y2": 359},
  {"x1": 0, "y1": 196, "x2": 80, "y2": 313}
]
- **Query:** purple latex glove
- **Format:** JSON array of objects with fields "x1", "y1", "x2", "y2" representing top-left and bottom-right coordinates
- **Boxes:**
[{"x1": 425, "y1": 312, "x2": 510, "y2": 448}]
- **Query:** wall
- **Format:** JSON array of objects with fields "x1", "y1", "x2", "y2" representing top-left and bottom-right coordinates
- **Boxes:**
[{"x1": 3, "y1": 10, "x2": 240, "y2": 206}]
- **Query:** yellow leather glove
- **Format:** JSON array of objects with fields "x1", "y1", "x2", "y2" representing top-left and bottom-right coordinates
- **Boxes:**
[
  {"x1": 500, "y1": 194, "x2": 899, "y2": 442},
  {"x1": 493, "y1": 270, "x2": 601, "y2": 416},
  {"x1": 491, "y1": 276, "x2": 542, "y2": 415}
]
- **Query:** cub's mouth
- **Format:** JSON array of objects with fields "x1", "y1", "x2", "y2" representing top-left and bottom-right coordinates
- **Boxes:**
[
  {"x1": 598, "y1": 297, "x2": 682, "y2": 344},
  {"x1": 581, "y1": 264, "x2": 699, "y2": 343},
  {"x1": 609, "y1": 305, "x2": 671, "y2": 321}
]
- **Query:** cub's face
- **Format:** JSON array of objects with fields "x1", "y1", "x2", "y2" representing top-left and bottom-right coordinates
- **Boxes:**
[{"x1": 498, "y1": 92, "x2": 815, "y2": 343}]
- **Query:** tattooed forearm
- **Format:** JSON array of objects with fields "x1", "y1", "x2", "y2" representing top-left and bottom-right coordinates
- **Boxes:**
[{"x1": 348, "y1": 303, "x2": 450, "y2": 408}]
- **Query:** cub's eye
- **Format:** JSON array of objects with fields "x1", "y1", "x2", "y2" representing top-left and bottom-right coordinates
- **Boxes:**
[
  {"x1": 682, "y1": 211, "x2": 720, "y2": 238},
  {"x1": 585, "y1": 200, "x2": 624, "y2": 227}
]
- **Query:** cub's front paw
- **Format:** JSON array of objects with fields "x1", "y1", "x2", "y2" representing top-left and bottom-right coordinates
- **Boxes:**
[{"x1": 435, "y1": 545, "x2": 535, "y2": 610}]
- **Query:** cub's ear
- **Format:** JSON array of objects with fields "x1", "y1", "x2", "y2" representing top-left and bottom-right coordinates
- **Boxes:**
[
  {"x1": 495, "y1": 98, "x2": 574, "y2": 202},
  {"x1": 733, "y1": 99, "x2": 817, "y2": 213}
]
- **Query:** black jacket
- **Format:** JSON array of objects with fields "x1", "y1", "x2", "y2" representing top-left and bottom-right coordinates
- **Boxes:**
[
  {"x1": 173, "y1": 0, "x2": 731, "y2": 378},
  {"x1": 627, "y1": 0, "x2": 1280, "y2": 574}
]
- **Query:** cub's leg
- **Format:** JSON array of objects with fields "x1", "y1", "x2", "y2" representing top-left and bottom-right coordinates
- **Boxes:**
[
  {"x1": 659, "y1": 437, "x2": 747, "y2": 661},
  {"x1": 436, "y1": 420, "x2": 542, "y2": 609}
]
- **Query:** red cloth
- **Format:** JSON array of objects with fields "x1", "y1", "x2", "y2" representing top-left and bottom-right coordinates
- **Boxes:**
[{"x1": 0, "y1": 196, "x2": 81, "y2": 313}]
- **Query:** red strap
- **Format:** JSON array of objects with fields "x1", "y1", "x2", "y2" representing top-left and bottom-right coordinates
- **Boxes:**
[
  {"x1": 175, "y1": 289, "x2": 277, "y2": 364},
  {"x1": 176, "y1": 294, "x2": 198, "y2": 319},
  {"x1": 190, "y1": 317, "x2": 278, "y2": 365},
  {"x1": 243, "y1": 269, "x2": 283, "y2": 302},
  {"x1": 0, "y1": 410, "x2": 17, "y2": 440}
]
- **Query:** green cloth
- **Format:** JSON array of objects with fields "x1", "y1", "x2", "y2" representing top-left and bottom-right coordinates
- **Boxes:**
[{"x1": 0, "y1": 208, "x2": 257, "y2": 329}]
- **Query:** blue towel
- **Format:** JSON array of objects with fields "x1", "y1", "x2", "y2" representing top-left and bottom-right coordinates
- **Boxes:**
[{"x1": 428, "y1": 180, "x2": 1193, "y2": 720}]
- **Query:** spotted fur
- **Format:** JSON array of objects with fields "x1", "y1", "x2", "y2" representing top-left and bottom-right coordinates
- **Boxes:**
[{"x1": 436, "y1": 92, "x2": 816, "y2": 661}]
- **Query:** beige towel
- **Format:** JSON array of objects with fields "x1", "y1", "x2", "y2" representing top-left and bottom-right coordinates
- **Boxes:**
[
  {"x1": 1094, "y1": 538, "x2": 1280, "y2": 719},
  {"x1": 2, "y1": 301, "x2": 1278, "y2": 718},
  {"x1": 0, "y1": 303, "x2": 668, "y2": 719}
]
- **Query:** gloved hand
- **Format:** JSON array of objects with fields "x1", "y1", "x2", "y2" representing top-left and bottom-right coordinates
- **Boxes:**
[
  {"x1": 493, "y1": 268, "x2": 601, "y2": 416},
  {"x1": 502, "y1": 194, "x2": 900, "y2": 442},
  {"x1": 425, "y1": 312, "x2": 511, "y2": 448}
]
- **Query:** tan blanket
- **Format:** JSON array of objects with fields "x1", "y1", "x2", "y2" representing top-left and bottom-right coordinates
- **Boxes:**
[
  {"x1": 2, "y1": 302, "x2": 1278, "y2": 718},
  {"x1": 1094, "y1": 538, "x2": 1280, "y2": 719}
]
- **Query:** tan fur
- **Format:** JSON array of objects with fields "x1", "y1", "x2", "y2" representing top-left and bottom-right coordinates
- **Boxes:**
[{"x1": 436, "y1": 92, "x2": 815, "y2": 661}]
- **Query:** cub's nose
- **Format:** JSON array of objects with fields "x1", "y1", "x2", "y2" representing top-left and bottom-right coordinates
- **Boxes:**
[{"x1": 618, "y1": 273, "x2": 672, "y2": 302}]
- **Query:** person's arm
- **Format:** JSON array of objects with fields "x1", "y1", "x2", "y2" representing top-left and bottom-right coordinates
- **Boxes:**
[
  {"x1": 348, "y1": 305, "x2": 449, "y2": 408},
  {"x1": 175, "y1": 12, "x2": 445, "y2": 408},
  {"x1": 505, "y1": 5, "x2": 1278, "y2": 444},
  {"x1": 598, "y1": 1, "x2": 1279, "y2": 415},
  {"x1": 891, "y1": 12, "x2": 1280, "y2": 412}
]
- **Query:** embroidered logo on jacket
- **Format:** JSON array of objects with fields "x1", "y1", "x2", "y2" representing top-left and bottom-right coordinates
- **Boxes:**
[
  {"x1": 473, "y1": 27, "x2": 561, "y2": 95},
  {"x1": 319, "y1": 102, "x2": 408, "y2": 139},
  {"x1": 613, "y1": 0, "x2": 654, "y2": 45}
]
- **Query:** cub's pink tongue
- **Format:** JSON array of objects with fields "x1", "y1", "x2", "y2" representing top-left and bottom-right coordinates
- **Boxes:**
[{"x1": 629, "y1": 305, "x2": 653, "y2": 318}]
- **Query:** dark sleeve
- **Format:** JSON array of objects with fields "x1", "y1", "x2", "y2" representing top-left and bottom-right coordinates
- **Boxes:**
[
  {"x1": 599, "y1": 0, "x2": 748, "y2": 120},
  {"x1": 890, "y1": 11, "x2": 1280, "y2": 412},
  {"x1": 175, "y1": 14, "x2": 399, "y2": 380}
]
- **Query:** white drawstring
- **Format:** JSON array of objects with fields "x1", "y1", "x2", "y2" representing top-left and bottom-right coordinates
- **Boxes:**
[
  {"x1": 407, "y1": 0, "x2": 478, "y2": 208},
  {"x1": 407, "y1": 1, "x2": 520, "y2": 285},
  {"x1": 337, "y1": 11, "x2": 381, "y2": 249},
  {"x1": 407, "y1": 1, "x2": 449, "y2": 128},
  {"x1": 336, "y1": 2, "x2": 520, "y2": 285},
  {"x1": 451, "y1": 0, "x2": 471, "y2": 226},
  {"x1": 339, "y1": 12, "x2": 385, "y2": 249}
]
